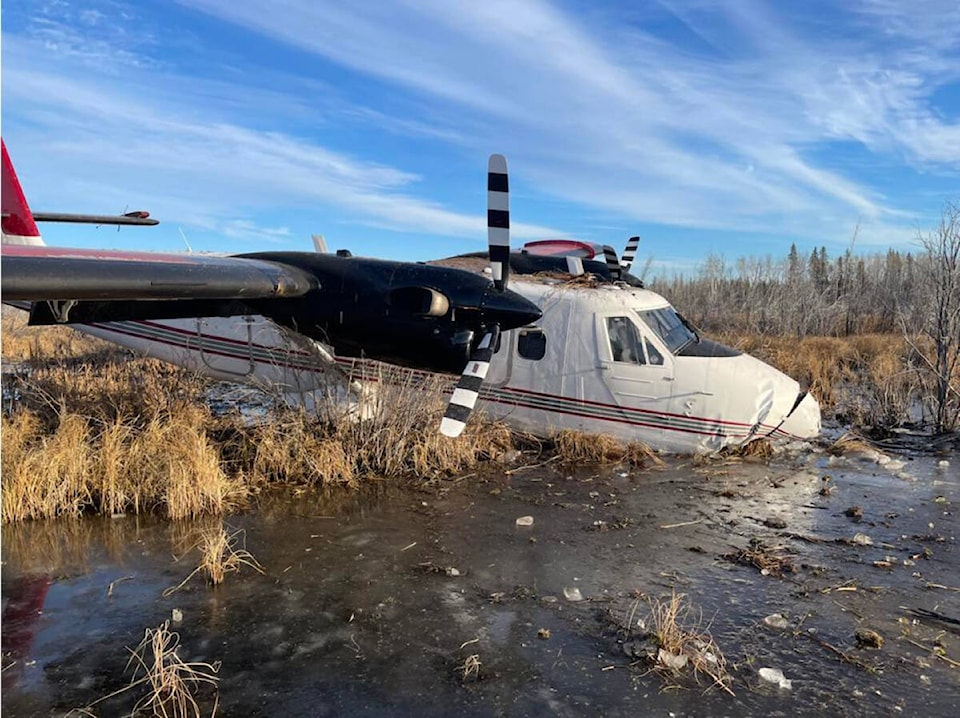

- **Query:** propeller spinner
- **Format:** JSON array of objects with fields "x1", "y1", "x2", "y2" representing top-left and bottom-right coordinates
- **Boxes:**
[{"x1": 441, "y1": 154, "x2": 521, "y2": 438}]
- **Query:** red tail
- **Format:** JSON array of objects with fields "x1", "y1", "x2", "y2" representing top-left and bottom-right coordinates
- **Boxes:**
[{"x1": 2, "y1": 140, "x2": 44, "y2": 245}]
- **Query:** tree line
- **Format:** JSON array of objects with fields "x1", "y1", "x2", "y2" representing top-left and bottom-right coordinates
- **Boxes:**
[
  {"x1": 647, "y1": 201, "x2": 960, "y2": 433},
  {"x1": 649, "y1": 242, "x2": 920, "y2": 338}
]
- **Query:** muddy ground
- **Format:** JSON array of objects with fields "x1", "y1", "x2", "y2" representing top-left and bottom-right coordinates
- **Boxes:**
[{"x1": 2, "y1": 437, "x2": 958, "y2": 717}]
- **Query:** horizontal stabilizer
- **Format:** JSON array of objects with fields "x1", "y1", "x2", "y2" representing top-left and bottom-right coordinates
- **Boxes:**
[{"x1": 31, "y1": 211, "x2": 159, "y2": 226}]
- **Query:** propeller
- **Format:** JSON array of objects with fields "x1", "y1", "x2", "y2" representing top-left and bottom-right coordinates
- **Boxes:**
[
  {"x1": 600, "y1": 245, "x2": 622, "y2": 280},
  {"x1": 441, "y1": 154, "x2": 517, "y2": 438},
  {"x1": 440, "y1": 325, "x2": 500, "y2": 437},
  {"x1": 621, "y1": 235, "x2": 640, "y2": 272},
  {"x1": 598, "y1": 236, "x2": 641, "y2": 279},
  {"x1": 487, "y1": 154, "x2": 510, "y2": 292}
]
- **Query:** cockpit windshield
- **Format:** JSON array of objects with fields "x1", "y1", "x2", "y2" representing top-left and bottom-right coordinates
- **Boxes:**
[{"x1": 637, "y1": 306, "x2": 697, "y2": 354}]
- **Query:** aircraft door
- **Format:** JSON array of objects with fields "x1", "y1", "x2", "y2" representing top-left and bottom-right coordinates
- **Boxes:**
[
  {"x1": 597, "y1": 314, "x2": 674, "y2": 430},
  {"x1": 196, "y1": 316, "x2": 256, "y2": 377}
]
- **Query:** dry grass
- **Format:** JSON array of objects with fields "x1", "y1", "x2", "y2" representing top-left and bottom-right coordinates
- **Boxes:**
[
  {"x1": 2, "y1": 409, "x2": 94, "y2": 522},
  {"x1": 2, "y1": 332, "x2": 500, "y2": 521},
  {"x1": 723, "y1": 539, "x2": 796, "y2": 577},
  {"x1": 164, "y1": 526, "x2": 264, "y2": 595},
  {"x1": 2, "y1": 306, "x2": 112, "y2": 365},
  {"x1": 335, "y1": 368, "x2": 513, "y2": 479},
  {"x1": 458, "y1": 653, "x2": 482, "y2": 683},
  {"x1": 721, "y1": 438, "x2": 774, "y2": 461},
  {"x1": 75, "y1": 621, "x2": 220, "y2": 717},
  {"x1": 828, "y1": 431, "x2": 880, "y2": 457},
  {"x1": 619, "y1": 591, "x2": 734, "y2": 695},
  {"x1": 1, "y1": 402, "x2": 247, "y2": 523},
  {"x1": 721, "y1": 332, "x2": 927, "y2": 428},
  {"x1": 126, "y1": 623, "x2": 220, "y2": 717},
  {"x1": 554, "y1": 429, "x2": 662, "y2": 467}
]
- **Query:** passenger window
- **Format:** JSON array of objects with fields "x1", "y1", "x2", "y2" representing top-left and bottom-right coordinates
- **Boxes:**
[
  {"x1": 645, "y1": 338, "x2": 664, "y2": 365},
  {"x1": 517, "y1": 328, "x2": 546, "y2": 360},
  {"x1": 607, "y1": 316, "x2": 647, "y2": 365}
]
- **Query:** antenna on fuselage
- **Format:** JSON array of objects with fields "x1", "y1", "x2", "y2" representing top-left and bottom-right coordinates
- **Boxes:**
[
  {"x1": 311, "y1": 234, "x2": 328, "y2": 253},
  {"x1": 178, "y1": 226, "x2": 193, "y2": 254}
]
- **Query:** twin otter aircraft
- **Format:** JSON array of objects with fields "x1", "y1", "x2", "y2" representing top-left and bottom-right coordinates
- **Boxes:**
[{"x1": 1, "y1": 143, "x2": 819, "y2": 453}]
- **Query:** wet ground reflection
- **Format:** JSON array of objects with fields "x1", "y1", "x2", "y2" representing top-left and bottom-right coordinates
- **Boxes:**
[{"x1": 2, "y1": 445, "x2": 958, "y2": 716}]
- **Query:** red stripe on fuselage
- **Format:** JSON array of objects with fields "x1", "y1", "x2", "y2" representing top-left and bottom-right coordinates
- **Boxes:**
[{"x1": 86, "y1": 319, "x2": 804, "y2": 441}]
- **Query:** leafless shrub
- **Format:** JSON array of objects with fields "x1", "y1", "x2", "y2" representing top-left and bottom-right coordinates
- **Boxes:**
[{"x1": 904, "y1": 200, "x2": 960, "y2": 433}]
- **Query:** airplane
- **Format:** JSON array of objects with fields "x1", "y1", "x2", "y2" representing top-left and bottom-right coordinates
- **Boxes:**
[
  {"x1": 1, "y1": 142, "x2": 820, "y2": 453},
  {"x1": 1, "y1": 141, "x2": 542, "y2": 430}
]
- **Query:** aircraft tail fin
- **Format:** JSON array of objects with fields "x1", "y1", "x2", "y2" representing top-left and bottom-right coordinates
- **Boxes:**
[{"x1": 2, "y1": 140, "x2": 45, "y2": 246}]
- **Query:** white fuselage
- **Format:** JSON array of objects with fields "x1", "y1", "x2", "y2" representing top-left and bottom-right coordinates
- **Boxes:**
[{"x1": 31, "y1": 275, "x2": 820, "y2": 454}]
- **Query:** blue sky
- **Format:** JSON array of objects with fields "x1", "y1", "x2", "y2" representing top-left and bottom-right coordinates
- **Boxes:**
[{"x1": 3, "y1": 0, "x2": 959, "y2": 273}]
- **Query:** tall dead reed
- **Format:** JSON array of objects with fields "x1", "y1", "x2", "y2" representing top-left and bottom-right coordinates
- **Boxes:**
[
  {"x1": 723, "y1": 333, "x2": 925, "y2": 429},
  {"x1": 2, "y1": 402, "x2": 246, "y2": 523},
  {"x1": 165, "y1": 525, "x2": 264, "y2": 595},
  {"x1": 553, "y1": 429, "x2": 661, "y2": 467},
  {"x1": 2, "y1": 321, "x2": 514, "y2": 522},
  {"x1": 75, "y1": 621, "x2": 220, "y2": 718}
]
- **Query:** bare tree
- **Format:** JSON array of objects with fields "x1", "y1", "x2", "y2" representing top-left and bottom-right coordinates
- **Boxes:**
[{"x1": 910, "y1": 201, "x2": 960, "y2": 433}]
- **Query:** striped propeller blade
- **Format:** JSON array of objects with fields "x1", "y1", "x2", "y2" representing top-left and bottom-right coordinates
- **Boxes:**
[
  {"x1": 621, "y1": 236, "x2": 640, "y2": 271},
  {"x1": 600, "y1": 245, "x2": 621, "y2": 280},
  {"x1": 487, "y1": 154, "x2": 510, "y2": 292},
  {"x1": 440, "y1": 326, "x2": 501, "y2": 438}
]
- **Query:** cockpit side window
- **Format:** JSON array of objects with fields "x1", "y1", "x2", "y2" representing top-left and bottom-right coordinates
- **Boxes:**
[
  {"x1": 644, "y1": 337, "x2": 664, "y2": 365},
  {"x1": 637, "y1": 307, "x2": 697, "y2": 354},
  {"x1": 606, "y1": 316, "x2": 647, "y2": 365}
]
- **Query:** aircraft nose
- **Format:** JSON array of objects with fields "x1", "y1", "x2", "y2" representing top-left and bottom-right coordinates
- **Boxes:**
[
  {"x1": 481, "y1": 286, "x2": 542, "y2": 330},
  {"x1": 778, "y1": 391, "x2": 821, "y2": 440}
]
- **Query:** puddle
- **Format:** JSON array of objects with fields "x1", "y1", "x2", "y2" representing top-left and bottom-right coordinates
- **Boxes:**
[{"x1": 2, "y1": 447, "x2": 958, "y2": 716}]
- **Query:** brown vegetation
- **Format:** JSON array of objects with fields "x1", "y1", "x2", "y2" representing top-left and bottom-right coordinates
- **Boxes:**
[
  {"x1": 719, "y1": 333, "x2": 923, "y2": 428},
  {"x1": 616, "y1": 591, "x2": 733, "y2": 694},
  {"x1": 553, "y1": 429, "x2": 662, "y2": 467},
  {"x1": 1, "y1": 314, "x2": 516, "y2": 523},
  {"x1": 723, "y1": 538, "x2": 796, "y2": 577},
  {"x1": 164, "y1": 526, "x2": 264, "y2": 595},
  {"x1": 75, "y1": 621, "x2": 220, "y2": 717}
]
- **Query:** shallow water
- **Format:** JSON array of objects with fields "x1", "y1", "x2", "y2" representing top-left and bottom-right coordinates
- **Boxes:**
[{"x1": 2, "y1": 443, "x2": 958, "y2": 717}]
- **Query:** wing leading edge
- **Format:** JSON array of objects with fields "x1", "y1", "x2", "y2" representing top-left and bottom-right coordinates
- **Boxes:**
[{"x1": 1, "y1": 244, "x2": 317, "y2": 302}]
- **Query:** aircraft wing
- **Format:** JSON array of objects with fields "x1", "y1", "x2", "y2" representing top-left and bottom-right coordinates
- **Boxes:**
[{"x1": 0, "y1": 244, "x2": 317, "y2": 301}]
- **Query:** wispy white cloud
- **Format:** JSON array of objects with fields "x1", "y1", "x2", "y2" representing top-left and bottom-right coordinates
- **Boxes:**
[
  {"x1": 3, "y1": 23, "x2": 561, "y2": 247},
  {"x1": 177, "y1": 0, "x2": 958, "y2": 240},
  {"x1": 220, "y1": 220, "x2": 292, "y2": 243},
  {"x1": 4, "y1": 0, "x2": 958, "y2": 260}
]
